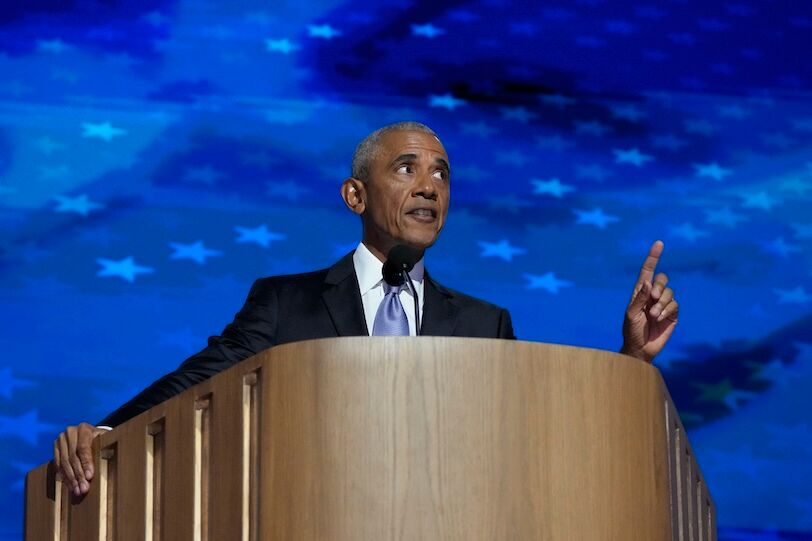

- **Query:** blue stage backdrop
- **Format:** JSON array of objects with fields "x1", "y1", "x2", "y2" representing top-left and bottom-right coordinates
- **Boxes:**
[{"x1": 1, "y1": 1, "x2": 811, "y2": 539}]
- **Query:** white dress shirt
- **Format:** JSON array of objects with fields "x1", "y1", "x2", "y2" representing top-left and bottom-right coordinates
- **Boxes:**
[{"x1": 353, "y1": 242, "x2": 425, "y2": 336}]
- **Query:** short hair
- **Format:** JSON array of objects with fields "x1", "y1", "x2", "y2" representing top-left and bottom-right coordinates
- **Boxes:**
[{"x1": 351, "y1": 121, "x2": 440, "y2": 182}]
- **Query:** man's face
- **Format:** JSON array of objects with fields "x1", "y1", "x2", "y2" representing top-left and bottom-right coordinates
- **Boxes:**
[{"x1": 361, "y1": 130, "x2": 450, "y2": 257}]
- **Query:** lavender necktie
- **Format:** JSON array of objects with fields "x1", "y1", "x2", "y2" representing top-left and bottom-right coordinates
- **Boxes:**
[{"x1": 372, "y1": 283, "x2": 410, "y2": 336}]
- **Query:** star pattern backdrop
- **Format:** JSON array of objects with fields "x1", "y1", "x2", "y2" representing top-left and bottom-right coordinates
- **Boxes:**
[{"x1": 1, "y1": 0, "x2": 812, "y2": 539}]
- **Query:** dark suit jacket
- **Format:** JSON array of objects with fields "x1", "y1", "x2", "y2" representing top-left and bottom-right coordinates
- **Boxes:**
[{"x1": 100, "y1": 252, "x2": 515, "y2": 427}]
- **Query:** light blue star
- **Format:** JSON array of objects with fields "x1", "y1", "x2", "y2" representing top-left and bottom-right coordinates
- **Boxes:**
[
  {"x1": 97, "y1": 256, "x2": 154, "y2": 283},
  {"x1": 741, "y1": 191, "x2": 776, "y2": 211},
  {"x1": 610, "y1": 104, "x2": 646, "y2": 122},
  {"x1": 574, "y1": 120, "x2": 611, "y2": 136},
  {"x1": 82, "y1": 121, "x2": 126, "y2": 142},
  {"x1": 411, "y1": 23, "x2": 445, "y2": 38},
  {"x1": 0, "y1": 409, "x2": 58, "y2": 446},
  {"x1": 574, "y1": 208, "x2": 620, "y2": 229},
  {"x1": 235, "y1": 224, "x2": 286, "y2": 248},
  {"x1": 54, "y1": 194, "x2": 103, "y2": 217},
  {"x1": 478, "y1": 240, "x2": 527, "y2": 262},
  {"x1": 307, "y1": 24, "x2": 342, "y2": 39},
  {"x1": 37, "y1": 39, "x2": 68, "y2": 53},
  {"x1": 495, "y1": 150, "x2": 529, "y2": 167},
  {"x1": 791, "y1": 223, "x2": 812, "y2": 238},
  {"x1": 694, "y1": 162, "x2": 732, "y2": 181},
  {"x1": 169, "y1": 241, "x2": 223, "y2": 265},
  {"x1": 670, "y1": 222, "x2": 710, "y2": 243},
  {"x1": 500, "y1": 106, "x2": 537, "y2": 123},
  {"x1": 460, "y1": 122, "x2": 497, "y2": 137},
  {"x1": 265, "y1": 38, "x2": 299, "y2": 54},
  {"x1": 429, "y1": 93, "x2": 466, "y2": 111},
  {"x1": 0, "y1": 367, "x2": 35, "y2": 399},
  {"x1": 761, "y1": 237, "x2": 802, "y2": 258},
  {"x1": 535, "y1": 135, "x2": 574, "y2": 151},
  {"x1": 35, "y1": 136, "x2": 66, "y2": 155},
  {"x1": 704, "y1": 206, "x2": 746, "y2": 228},
  {"x1": 575, "y1": 164, "x2": 612, "y2": 182},
  {"x1": 774, "y1": 286, "x2": 811, "y2": 304},
  {"x1": 613, "y1": 148, "x2": 654, "y2": 167},
  {"x1": 539, "y1": 93, "x2": 576, "y2": 108},
  {"x1": 523, "y1": 272, "x2": 573, "y2": 293},
  {"x1": 651, "y1": 134, "x2": 688, "y2": 151},
  {"x1": 531, "y1": 178, "x2": 574, "y2": 198}
]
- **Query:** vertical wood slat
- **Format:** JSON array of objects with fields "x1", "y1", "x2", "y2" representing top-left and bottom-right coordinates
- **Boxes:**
[
  {"x1": 242, "y1": 371, "x2": 261, "y2": 541},
  {"x1": 665, "y1": 403, "x2": 682, "y2": 541},
  {"x1": 194, "y1": 396, "x2": 211, "y2": 541},
  {"x1": 99, "y1": 446, "x2": 117, "y2": 541},
  {"x1": 23, "y1": 465, "x2": 54, "y2": 541},
  {"x1": 145, "y1": 420, "x2": 165, "y2": 541}
]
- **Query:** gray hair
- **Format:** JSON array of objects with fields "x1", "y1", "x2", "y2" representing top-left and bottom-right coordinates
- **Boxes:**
[{"x1": 351, "y1": 121, "x2": 440, "y2": 182}]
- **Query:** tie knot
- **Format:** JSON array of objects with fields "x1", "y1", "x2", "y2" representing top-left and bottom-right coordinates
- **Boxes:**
[{"x1": 383, "y1": 282, "x2": 403, "y2": 295}]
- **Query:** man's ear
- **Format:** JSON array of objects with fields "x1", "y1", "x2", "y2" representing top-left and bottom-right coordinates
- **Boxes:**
[{"x1": 340, "y1": 178, "x2": 366, "y2": 215}]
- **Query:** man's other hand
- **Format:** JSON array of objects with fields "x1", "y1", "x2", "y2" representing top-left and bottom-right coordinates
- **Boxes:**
[
  {"x1": 620, "y1": 240, "x2": 679, "y2": 363},
  {"x1": 54, "y1": 423, "x2": 106, "y2": 496}
]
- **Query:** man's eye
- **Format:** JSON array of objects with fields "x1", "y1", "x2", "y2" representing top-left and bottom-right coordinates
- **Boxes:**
[
  {"x1": 433, "y1": 170, "x2": 447, "y2": 180},
  {"x1": 397, "y1": 165, "x2": 412, "y2": 174}
]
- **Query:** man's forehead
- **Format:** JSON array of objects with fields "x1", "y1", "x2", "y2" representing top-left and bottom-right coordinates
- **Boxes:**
[{"x1": 378, "y1": 129, "x2": 447, "y2": 158}]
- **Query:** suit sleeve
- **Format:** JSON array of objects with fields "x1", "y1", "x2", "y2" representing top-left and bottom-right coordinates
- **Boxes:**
[
  {"x1": 498, "y1": 308, "x2": 517, "y2": 340},
  {"x1": 98, "y1": 279, "x2": 279, "y2": 427}
]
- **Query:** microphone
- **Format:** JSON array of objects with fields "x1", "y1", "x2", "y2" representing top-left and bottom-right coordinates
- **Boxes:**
[{"x1": 382, "y1": 245, "x2": 422, "y2": 335}]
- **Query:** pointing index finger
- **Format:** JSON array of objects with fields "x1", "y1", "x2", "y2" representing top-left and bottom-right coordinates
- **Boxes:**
[{"x1": 637, "y1": 240, "x2": 664, "y2": 283}]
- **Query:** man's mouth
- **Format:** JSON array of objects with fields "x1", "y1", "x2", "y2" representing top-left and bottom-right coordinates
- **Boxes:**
[{"x1": 406, "y1": 208, "x2": 437, "y2": 218}]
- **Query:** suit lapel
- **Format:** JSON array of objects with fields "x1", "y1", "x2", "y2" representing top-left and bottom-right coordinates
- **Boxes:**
[
  {"x1": 321, "y1": 251, "x2": 369, "y2": 336},
  {"x1": 420, "y1": 273, "x2": 460, "y2": 336}
]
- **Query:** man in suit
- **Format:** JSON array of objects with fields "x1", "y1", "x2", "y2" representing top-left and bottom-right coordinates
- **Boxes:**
[{"x1": 54, "y1": 121, "x2": 678, "y2": 497}]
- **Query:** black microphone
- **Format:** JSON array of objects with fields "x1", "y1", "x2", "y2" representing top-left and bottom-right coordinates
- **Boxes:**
[{"x1": 382, "y1": 245, "x2": 422, "y2": 335}]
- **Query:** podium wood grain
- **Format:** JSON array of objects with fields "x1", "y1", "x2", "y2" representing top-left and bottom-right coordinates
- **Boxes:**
[{"x1": 25, "y1": 337, "x2": 715, "y2": 540}]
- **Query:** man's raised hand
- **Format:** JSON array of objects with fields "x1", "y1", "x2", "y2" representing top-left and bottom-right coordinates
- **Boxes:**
[
  {"x1": 54, "y1": 423, "x2": 106, "y2": 496},
  {"x1": 620, "y1": 240, "x2": 679, "y2": 362}
]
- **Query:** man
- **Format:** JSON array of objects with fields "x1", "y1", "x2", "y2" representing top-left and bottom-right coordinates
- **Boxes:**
[{"x1": 54, "y1": 121, "x2": 678, "y2": 497}]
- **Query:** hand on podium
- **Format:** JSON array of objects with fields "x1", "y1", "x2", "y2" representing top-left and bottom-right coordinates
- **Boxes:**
[
  {"x1": 53, "y1": 422, "x2": 107, "y2": 496},
  {"x1": 620, "y1": 240, "x2": 679, "y2": 363}
]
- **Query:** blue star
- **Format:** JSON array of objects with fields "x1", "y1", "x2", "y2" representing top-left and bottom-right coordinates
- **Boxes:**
[
  {"x1": 704, "y1": 206, "x2": 747, "y2": 228},
  {"x1": 0, "y1": 409, "x2": 58, "y2": 445},
  {"x1": 523, "y1": 272, "x2": 573, "y2": 293},
  {"x1": 82, "y1": 122, "x2": 126, "y2": 142},
  {"x1": 539, "y1": 93, "x2": 576, "y2": 108},
  {"x1": 670, "y1": 222, "x2": 710, "y2": 243},
  {"x1": 54, "y1": 194, "x2": 103, "y2": 217},
  {"x1": 613, "y1": 148, "x2": 654, "y2": 167},
  {"x1": 574, "y1": 120, "x2": 612, "y2": 136},
  {"x1": 235, "y1": 224, "x2": 286, "y2": 248},
  {"x1": 574, "y1": 208, "x2": 620, "y2": 229},
  {"x1": 694, "y1": 162, "x2": 732, "y2": 181},
  {"x1": 411, "y1": 23, "x2": 445, "y2": 38},
  {"x1": 97, "y1": 256, "x2": 154, "y2": 283},
  {"x1": 307, "y1": 24, "x2": 342, "y2": 39},
  {"x1": 651, "y1": 134, "x2": 688, "y2": 151},
  {"x1": 265, "y1": 38, "x2": 299, "y2": 54},
  {"x1": 35, "y1": 136, "x2": 66, "y2": 155},
  {"x1": 761, "y1": 237, "x2": 802, "y2": 258},
  {"x1": 575, "y1": 164, "x2": 612, "y2": 182},
  {"x1": 500, "y1": 106, "x2": 537, "y2": 123},
  {"x1": 169, "y1": 241, "x2": 223, "y2": 265},
  {"x1": 749, "y1": 359, "x2": 798, "y2": 387},
  {"x1": 478, "y1": 240, "x2": 527, "y2": 262},
  {"x1": 0, "y1": 367, "x2": 35, "y2": 399},
  {"x1": 37, "y1": 39, "x2": 68, "y2": 53},
  {"x1": 774, "y1": 286, "x2": 811, "y2": 304},
  {"x1": 429, "y1": 93, "x2": 465, "y2": 111},
  {"x1": 531, "y1": 178, "x2": 574, "y2": 198},
  {"x1": 535, "y1": 135, "x2": 574, "y2": 151},
  {"x1": 610, "y1": 104, "x2": 646, "y2": 122},
  {"x1": 460, "y1": 122, "x2": 497, "y2": 137},
  {"x1": 741, "y1": 191, "x2": 776, "y2": 211}
]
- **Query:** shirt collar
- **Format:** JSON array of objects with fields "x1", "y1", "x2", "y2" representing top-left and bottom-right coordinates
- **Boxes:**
[{"x1": 353, "y1": 241, "x2": 425, "y2": 296}]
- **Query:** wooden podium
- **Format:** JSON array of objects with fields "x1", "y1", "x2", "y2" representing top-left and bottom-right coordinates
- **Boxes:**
[{"x1": 25, "y1": 337, "x2": 715, "y2": 540}]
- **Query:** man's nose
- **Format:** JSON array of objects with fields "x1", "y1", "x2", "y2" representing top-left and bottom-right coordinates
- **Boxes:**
[{"x1": 413, "y1": 174, "x2": 438, "y2": 200}]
